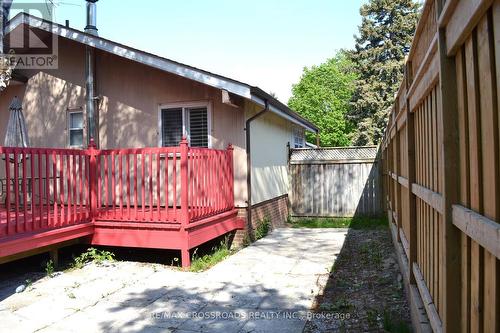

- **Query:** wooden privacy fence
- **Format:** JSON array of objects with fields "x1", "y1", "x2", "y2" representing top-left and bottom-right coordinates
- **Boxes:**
[
  {"x1": 381, "y1": 1, "x2": 500, "y2": 332},
  {"x1": 289, "y1": 147, "x2": 382, "y2": 217}
]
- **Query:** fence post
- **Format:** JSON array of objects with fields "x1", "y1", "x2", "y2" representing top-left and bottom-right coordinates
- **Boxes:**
[
  {"x1": 394, "y1": 115, "x2": 402, "y2": 242},
  {"x1": 179, "y1": 137, "x2": 190, "y2": 268},
  {"x1": 405, "y1": 61, "x2": 417, "y2": 285},
  {"x1": 227, "y1": 143, "x2": 234, "y2": 209},
  {"x1": 436, "y1": 3, "x2": 462, "y2": 330},
  {"x1": 88, "y1": 139, "x2": 98, "y2": 222}
]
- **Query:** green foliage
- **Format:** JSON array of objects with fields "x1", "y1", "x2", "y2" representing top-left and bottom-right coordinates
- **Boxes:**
[
  {"x1": 290, "y1": 216, "x2": 387, "y2": 229},
  {"x1": 254, "y1": 217, "x2": 270, "y2": 240},
  {"x1": 348, "y1": 0, "x2": 421, "y2": 145},
  {"x1": 241, "y1": 233, "x2": 251, "y2": 247},
  {"x1": 190, "y1": 239, "x2": 231, "y2": 272},
  {"x1": 366, "y1": 308, "x2": 380, "y2": 328},
  {"x1": 288, "y1": 52, "x2": 357, "y2": 147},
  {"x1": 319, "y1": 296, "x2": 353, "y2": 312},
  {"x1": 383, "y1": 309, "x2": 412, "y2": 333},
  {"x1": 72, "y1": 248, "x2": 115, "y2": 269},
  {"x1": 45, "y1": 260, "x2": 55, "y2": 277}
]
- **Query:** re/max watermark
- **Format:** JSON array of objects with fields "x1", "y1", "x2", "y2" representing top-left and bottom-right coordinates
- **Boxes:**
[{"x1": 151, "y1": 310, "x2": 351, "y2": 321}]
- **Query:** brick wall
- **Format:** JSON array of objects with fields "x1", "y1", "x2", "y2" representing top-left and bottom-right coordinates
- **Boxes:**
[{"x1": 229, "y1": 194, "x2": 289, "y2": 248}]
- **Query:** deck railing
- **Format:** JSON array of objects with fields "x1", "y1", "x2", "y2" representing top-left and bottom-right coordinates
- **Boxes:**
[
  {"x1": 94, "y1": 146, "x2": 182, "y2": 223},
  {"x1": 0, "y1": 147, "x2": 90, "y2": 236},
  {"x1": 0, "y1": 138, "x2": 234, "y2": 237},
  {"x1": 187, "y1": 146, "x2": 234, "y2": 222}
]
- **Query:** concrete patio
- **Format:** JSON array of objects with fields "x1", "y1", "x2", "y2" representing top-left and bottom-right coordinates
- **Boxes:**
[{"x1": 0, "y1": 228, "x2": 347, "y2": 333}]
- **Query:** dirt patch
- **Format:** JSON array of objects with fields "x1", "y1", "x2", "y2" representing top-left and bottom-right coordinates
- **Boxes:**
[{"x1": 304, "y1": 227, "x2": 411, "y2": 332}]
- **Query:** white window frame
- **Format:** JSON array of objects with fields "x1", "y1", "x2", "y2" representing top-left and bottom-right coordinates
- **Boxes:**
[
  {"x1": 157, "y1": 101, "x2": 212, "y2": 148},
  {"x1": 292, "y1": 126, "x2": 305, "y2": 148},
  {"x1": 67, "y1": 110, "x2": 85, "y2": 148}
]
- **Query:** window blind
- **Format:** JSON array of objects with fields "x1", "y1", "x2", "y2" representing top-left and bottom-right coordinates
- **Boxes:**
[
  {"x1": 161, "y1": 108, "x2": 183, "y2": 147},
  {"x1": 188, "y1": 107, "x2": 208, "y2": 148}
]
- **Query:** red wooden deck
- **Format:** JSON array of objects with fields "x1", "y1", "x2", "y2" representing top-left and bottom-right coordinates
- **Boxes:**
[{"x1": 0, "y1": 140, "x2": 244, "y2": 267}]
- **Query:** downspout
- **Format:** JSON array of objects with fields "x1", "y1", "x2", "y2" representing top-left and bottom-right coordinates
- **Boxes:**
[
  {"x1": 85, "y1": 0, "x2": 99, "y2": 147},
  {"x1": 245, "y1": 100, "x2": 269, "y2": 240}
]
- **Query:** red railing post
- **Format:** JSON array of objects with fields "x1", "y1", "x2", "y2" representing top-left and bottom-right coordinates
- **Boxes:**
[
  {"x1": 227, "y1": 143, "x2": 234, "y2": 209},
  {"x1": 88, "y1": 139, "x2": 98, "y2": 221},
  {"x1": 179, "y1": 137, "x2": 191, "y2": 268},
  {"x1": 180, "y1": 137, "x2": 189, "y2": 226}
]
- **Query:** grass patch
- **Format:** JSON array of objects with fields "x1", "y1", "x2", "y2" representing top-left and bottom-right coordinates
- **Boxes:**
[
  {"x1": 190, "y1": 238, "x2": 232, "y2": 272},
  {"x1": 289, "y1": 216, "x2": 387, "y2": 229}
]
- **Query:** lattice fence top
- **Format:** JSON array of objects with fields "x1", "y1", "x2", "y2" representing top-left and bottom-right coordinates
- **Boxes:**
[{"x1": 290, "y1": 146, "x2": 379, "y2": 163}]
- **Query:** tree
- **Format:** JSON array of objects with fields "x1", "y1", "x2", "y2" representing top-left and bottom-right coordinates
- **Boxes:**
[
  {"x1": 348, "y1": 0, "x2": 420, "y2": 145},
  {"x1": 288, "y1": 52, "x2": 356, "y2": 147}
]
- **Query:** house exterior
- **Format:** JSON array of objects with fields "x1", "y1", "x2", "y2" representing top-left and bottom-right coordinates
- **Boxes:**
[{"x1": 0, "y1": 13, "x2": 318, "y2": 264}]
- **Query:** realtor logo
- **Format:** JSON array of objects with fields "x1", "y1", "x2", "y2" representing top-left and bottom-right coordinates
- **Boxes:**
[{"x1": 3, "y1": 2, "x2": 58, "y2": 69}]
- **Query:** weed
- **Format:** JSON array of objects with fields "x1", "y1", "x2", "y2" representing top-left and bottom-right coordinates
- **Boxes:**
[
  {"x1": 366, "y1": 308, "x2": 380, "y2": 328},
  {"x1": 45, "y1": 260, "x2": 55, "y2": 277},
  {"x1": 190, "y1": 238, "x2": 232, "y2": 272},
  {"x1": 72, "y1": 248, "x2": 115, "y2": 269},
  {"x1": 241, "y1": 233, "x2": 251, "y2": 247},
  {"x1": 383, "y1": 310, "x2": 412, "y2": 333},
  {"x1": 254, "y1": 217, "x2": 270, "y2": 240},
  {"x1": 372, "y1": 250, "x2": 383, "y2": 266},
  {"x1": 319, "y1": 297, "x2": 352, "y2": 312}
]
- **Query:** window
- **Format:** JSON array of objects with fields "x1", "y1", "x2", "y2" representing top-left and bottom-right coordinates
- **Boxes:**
[
  {"x1": 159, "y1": 103, "x2": 211, "y2": 148},
  {"x1": 161, "y1": 108, "x2": 183, "y2": 147},
  {"x1": 68, "y1": 111, "x2": 84, "y2": 147},
  {"x1": 292, "y1": 126, "x2": 305, "y2": 148}
]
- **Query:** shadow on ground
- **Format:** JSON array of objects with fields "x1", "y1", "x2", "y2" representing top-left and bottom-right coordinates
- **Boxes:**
[
  {"x1": 94, "y1": 281, "x2": 311, "y2": 333},
  {"x1": 0, "y1": 233, "x2": 229, "y2": 303},
  {"x1": 300, "y1": 218, "x2": 412, "y2": 333}
]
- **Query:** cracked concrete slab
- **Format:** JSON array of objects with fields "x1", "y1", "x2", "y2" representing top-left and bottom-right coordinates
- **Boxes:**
[{"x1": 1, "y1": 228, "x2": 346, "y2": 332}]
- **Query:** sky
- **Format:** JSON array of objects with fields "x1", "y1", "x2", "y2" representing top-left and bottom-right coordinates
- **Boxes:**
[{"x1": 10, "y1": 0, "x2": 365, "y2": 102}]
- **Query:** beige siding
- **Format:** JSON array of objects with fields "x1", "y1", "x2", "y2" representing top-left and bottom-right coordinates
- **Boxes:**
[{"x1": 247, "y1": 102, "x2": 293, "y2": 205}]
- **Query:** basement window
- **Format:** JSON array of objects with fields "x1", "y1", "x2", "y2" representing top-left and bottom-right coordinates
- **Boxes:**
[
  {"x1": 159, "y1": 102, "x2": 211, "y2": 148},
  {"x1": 68, "y1": 111, "x2": 84, "y2": 148}
]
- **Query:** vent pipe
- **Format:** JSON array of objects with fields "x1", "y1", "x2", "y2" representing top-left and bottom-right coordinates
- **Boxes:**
[
  {"x1": 84, "y1": 0, "x2": 98, "y2": 35},
  {"x1": 85, "y1": 0, "x2": 98, "y2": 147}
]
